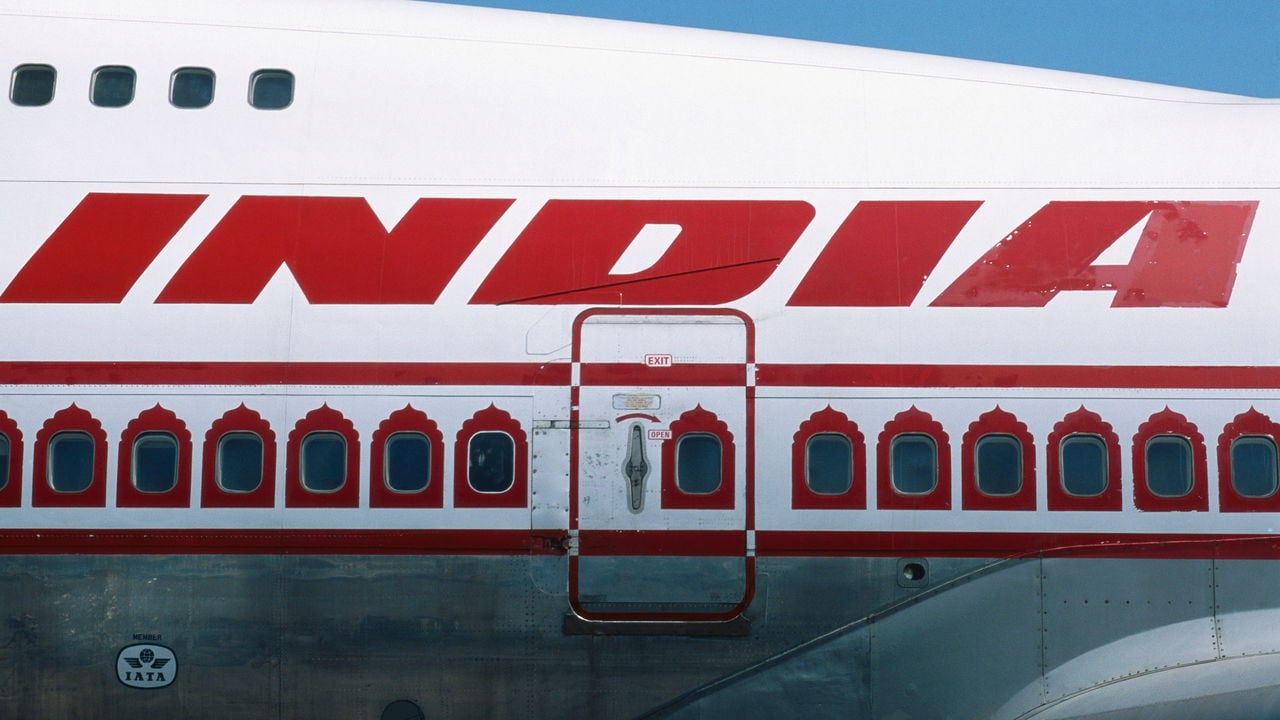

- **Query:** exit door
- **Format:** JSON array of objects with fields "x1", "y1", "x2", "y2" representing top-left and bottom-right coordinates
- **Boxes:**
[{"x1": 569, "y1": 308, "x2": 753, "y2": 622}]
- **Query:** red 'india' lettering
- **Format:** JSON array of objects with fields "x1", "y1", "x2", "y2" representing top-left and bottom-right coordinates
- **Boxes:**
[
  {"x1": 1, "y1": 193, "x2": 206, "y2": 303},
  {"x1": 787, "y1": 201, "x2": 983, "y2": 307},
  {"x1": 157, "y1": 197, "x2": 513, "y2": 303},
  {"x1": 469, "y1": 200, "x2": 815, "y2": 305},
  {"x1": 931, "y1": 201, "x2": 1258, "y2": 308}
]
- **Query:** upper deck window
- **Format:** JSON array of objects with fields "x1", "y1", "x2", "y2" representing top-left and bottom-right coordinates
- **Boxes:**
[
  {"x1": 385, "y1": 432, "x2": 431, "y2": 493},
  {"x1": 301, "y1": 431, "x2": 346, "y2": 493},
  {"x1": 805, "y1": 433, "x2": 853, "y2": 495},
  {"x1": 249, "y1": 69, "x2": 293, "y2": 110},
  {"x1": 1230, "y1": 435, "x2": 1278, "y2": 498},
  {"x1": 10, "y1": 64, "x2": 55, "y2": 106},
  {"x1": 890, "y1": 434, "x2": 937, "y2": 495},
  {"x1": 170, "y1": 67, "x2": 214, "y2": 109},
  {"x1": 468, "y1": 432, "x2": 515, "y2": 494},
  {"x1": 975, "y1": 434, "x2": 1022, "y2": 496},
  {"x1": 132, "y1": 432, "x2": 178, "y2": 493},
  {"x1": 91, "y1": 66, "x2": 135, "y2": 108},
  {"x1": 1145, "y1": 435, "x2": 1193, "y2": 498},
  {"x1": 217, "y1": 432, "x2": 264, "y2": 494},
  {"x1": 49, "y1": 431, "x2": 94, "y2": 493},
  {"x1": 1060, "y1": 434, "x2": 1108, "y2": 497}
]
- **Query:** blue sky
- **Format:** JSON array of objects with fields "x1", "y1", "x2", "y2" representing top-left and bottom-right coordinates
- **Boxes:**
[{"x1": 431, "y1": 1, "x2": 1280, "y2": 98}]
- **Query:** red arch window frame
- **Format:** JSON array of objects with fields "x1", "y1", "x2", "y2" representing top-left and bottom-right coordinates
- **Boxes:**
[
  {"x1": 371, "y1": 405, "x2": 444, "y2": 508},
  {"x1": 201, "y1": 405, "x2": 276, "y2": 508},
  {"x1": 33, "y1": 405, "x2": 108, "y2": 508},
  {"x1": 1132, "y1": 407, "x2": 1207, "y2": 512},
  {"x1": 454, "y1": 405, "x2": 528, "y2": 509},
  {"x1": 791, "y1": 406, "x2": 865, "y2": 509},
  {"x1": 1046, "y1": 407, "x2": 1122, "y2": 511},
  {"x1": 117, "y1": 405, "x2": 192, "y2": 508},
  {"x1": 961, "y1": 407, "x2": 1036, "y2": 511},
  {"x1": 286, "y1": 405, "x2": 359, "y2": 508},
  {"x1": 877, "y1": 406, "x2": 950, "y2": 511},
  {"x1": 0, "y1": 410, "x2": 22, "y2": 508},
  {"x1": 1218, "y1": 407, "x2": 1280, "y2": 513},
  {"x1": 661, "y1": 405, "x2": 736, "y2": 510}
]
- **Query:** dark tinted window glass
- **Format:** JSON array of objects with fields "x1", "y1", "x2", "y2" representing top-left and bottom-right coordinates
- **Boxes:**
[
  {"x1": 1231, "y1": 436, "x2": 1278, "y2": 498},
  {"x1": 891, "y1": 434, "x2": 936, "y2": 494},
  {"x1": 301, "y1": 432, "x2": 345, "y2": 492},
  {"x1": 0, "y1": 434, "x2": 8, "y2": 490},
  {"x1": 91, "y1": 66, "x2": 135, "y2": 107},
  {"x1": 677, "y1": 433, "x2": 722, "y2": 494},
  {"x1": 218, "y1": 432, "x2": 263, "y2": 493},
  {"x1": 806, "y1": 433, "x2": 852, "y2": 494},
  {"x1": 11, "y1": 64, "x2": 55, "y2": 106},
  {"x1": 469, "y1": 432, "x2": 514, "y2": 493},
  {"x1": 385, "y1": 432, "x2": 430, "y2": 493},
  {"x1": 170, "y1": 67, "x2": 214, "y2": 108},
  {"x1": 976, "y1": 434, "x2": 1021, "y2": 496},
  {"x1": 1061, "y1": 435, "x2": 1107, "y2": 496},
  {"x1": 1146, "y1": 436, "x2": 1192, "y2": 497},
  {"x1": 249, "y1": 69, "x2": 293, "y2": 109},
  {"x1": 133, "y1": 432, "x2": 178, "y2": 493},
  {"x1": 49, "y1": 432, "x2": 93, "y2": 493}
]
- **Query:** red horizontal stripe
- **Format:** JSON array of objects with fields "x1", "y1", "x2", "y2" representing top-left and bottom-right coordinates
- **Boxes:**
[
  {"x1": 0, "y1": 362, "x2": 570, "y2": 386},
  {"x1": 757, "y1": 363, "x2": 1280, "y2": 389},
  {"x1": 0, "y1": 528, "x2": 1276, "y2": 558},
  {"x1": 0, "y1": 361, "x2": 1277, "y2": 389},
  {"x1": 579, "y1": 363, "x2": 744, "y2": 387},
  {"x1": 578, "y1": 529, "x2": 744, "y2": 556},
  {"x1": 0, "y1": 529, "x2": 568, "y2": 555},
  {"x1": 754, "y1": 530, "x2": 1280, "y2": 559}
]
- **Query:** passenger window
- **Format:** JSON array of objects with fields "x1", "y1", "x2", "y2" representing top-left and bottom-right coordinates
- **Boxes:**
[
  {"x1": 0, "y1": 433, "x2": 8, "y2": 490},
  {"x1": 468, "y1": 432, "x2": 514, "y2": 493},
  {"x1": 676, "y1": 433, "x2": 722, "y2": 494},
  {"x1": 249, "y1": 69, "x2": 293, "y2": 109},
  {"x1": 1231, "y1": 436, "x2": 1278, "y2": 498},
  {"x1": 91, "y1": 65, "x2": 135, "y2": 107},
  {"x1": 10, "y1": 64, "x2": 55, "y2": 106},
  {"x1": 1060, "y1": 434, "x2": 1107, "y2": 496},
  {"x1": 300, "y1": 432, "x2": 345, "y2": 492},
  {"x1": 170, "y1": 67, "x2": 214, "y2": 108},
  {"x1": 1145, "y1": 435, "x2": 1192, "y2": 497},
  {"x1": 49, "y1": 431, "x2": 94, "y2": 492},
  {"x1": 217, "y1": 432, "x2": 264, "y2": 493},
  {"x1": 891, "y1": 433, "x2": 937, "y2": 494},
  {"x1": 975, "y1": 434, "x2": 1021, "y2": 496},
  {"x1": 805, "y1": 433, "x2": 852, "y2": 495},
  {"x1": 385, "y1": 432, "x2": 431, "y2": 493},
  {"x1": 132, "y1": 432, "x2": 178, "y2": 493}
]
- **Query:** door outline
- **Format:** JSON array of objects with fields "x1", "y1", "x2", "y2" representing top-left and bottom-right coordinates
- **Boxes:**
[{"x1": 567, "y1": 307, "x2": 756, "y2": 622}]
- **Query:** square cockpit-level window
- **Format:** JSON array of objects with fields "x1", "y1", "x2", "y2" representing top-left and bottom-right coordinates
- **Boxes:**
[
  {"x1": 92, "y1": 66, "x2": 135, "y2": 107},
  {"x1": 11, "y1": 64, "x2": 56, "y2": 106},
  {"x1": 249, "y1": 69, "x2": 293, "y2": 110},
  {"x1": 170, "y1": 67, "x2": 215, "y2": 108}
]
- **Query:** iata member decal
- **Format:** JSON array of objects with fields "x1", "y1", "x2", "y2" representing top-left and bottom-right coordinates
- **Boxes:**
[{"x1": 116, "y1": 643, "x2": 177, "y2": 689}]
